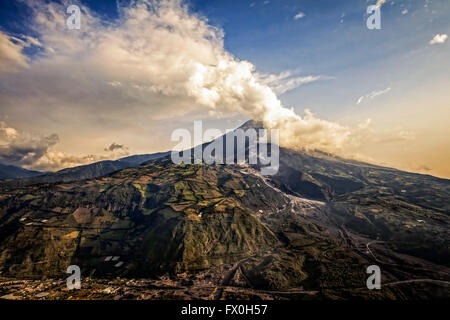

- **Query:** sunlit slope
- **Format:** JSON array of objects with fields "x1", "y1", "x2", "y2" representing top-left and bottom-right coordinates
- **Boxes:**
[{"x1": 0, "y1": 160, "x2": 283, "y2": 277}]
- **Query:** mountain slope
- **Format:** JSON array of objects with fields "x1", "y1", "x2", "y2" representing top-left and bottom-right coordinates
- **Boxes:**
[
  {"x1": 0, "y1": 164, "x2": 43, "y2": 180},
  {"x1": 0, "y1": 152, "x2": 170, "y2": 188},
  {"x1": 0, "y1": 160, "x2": 285, "y2": 277},
  {"x1": 0, "y1": 122, "x2": 448, "y2": 299}
]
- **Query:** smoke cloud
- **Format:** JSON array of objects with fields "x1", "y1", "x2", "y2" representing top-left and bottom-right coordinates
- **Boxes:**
[{"x1": 63, "y1": 0, "x2": 357, "y2": 153}]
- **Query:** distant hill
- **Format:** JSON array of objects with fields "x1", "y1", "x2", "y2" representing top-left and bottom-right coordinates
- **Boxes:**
[
  {"x1": 0, "y1": 163, "x2": 43, "y2": 180},
  {"x1": 118, "y1": 152, "x2": 170, "y2": 166},
  {"x1": 0, "y1": 151, "x2": 170, "y2": 188}
]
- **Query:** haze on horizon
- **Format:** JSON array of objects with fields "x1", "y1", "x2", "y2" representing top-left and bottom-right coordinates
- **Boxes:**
[{"x1": 0, "y1": 0, "x2": 449, "y2": 178}]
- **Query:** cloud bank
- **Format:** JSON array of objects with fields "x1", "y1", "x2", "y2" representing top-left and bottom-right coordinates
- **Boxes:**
[
  {"x1": 0, "y1": 121, "x2": 129, "y2": 171},
  {"x1": 0, "y1": 121, "x2": 59, "y2": 167}
]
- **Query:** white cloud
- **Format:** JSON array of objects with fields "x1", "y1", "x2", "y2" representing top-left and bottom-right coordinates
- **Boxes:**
[
  {"x1": 429, "y1": 34, "x2": 448, "y2": 45},
  {"x1": 104, "y1": 142, "x2": 128, "y2": 152},
  {"x1": 375, "y1": 0, "x2": 388, "y2": 8},
  {"x1": 0, "y1": 32, "x2": 41, "y2": 73},
  {"x1": 356, "y1": 96, "x2": 365, "y2": 105},
  {"x1": 0, "y1": 120, "x2": 59, "y2": 168},
  {"x1": 356, "y1": 87, "x2": 391, "y2": 105},
  {"x1": 0, "y1": 121, "x2": 129, "y2": 171},
  {"x1": 294, "y1": 12, "x2": 305, "y2": 20},
  {"x1": 108, "y1": 81, "x2": 122, "y2": 87},
  {"x1": 259, "y1": 70, "x2": 327, "y2": 95},
  {"x1": 401, "y1": 9, "x2": 408, "y2": 15}
]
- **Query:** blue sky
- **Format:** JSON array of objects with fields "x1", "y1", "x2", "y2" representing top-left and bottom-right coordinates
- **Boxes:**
[
  {"x1": 1, "y1": 0, "x2": 448, "y2": 116},
  {"x1": 187, "y1": 0, "x2": 450, "y2": 117},
  {"x1": 0, "y1": 0, "x2": 449, "y2": 177}
]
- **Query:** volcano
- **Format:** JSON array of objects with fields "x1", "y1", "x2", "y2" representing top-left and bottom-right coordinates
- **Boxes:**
[{"x1": 0, "y1": 121, "x2": 449, "y2": 300}]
